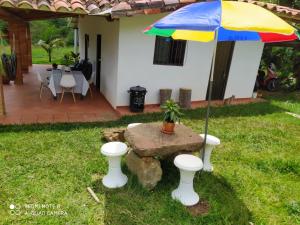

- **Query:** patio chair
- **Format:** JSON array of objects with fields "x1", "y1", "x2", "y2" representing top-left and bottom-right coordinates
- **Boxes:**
[
  {"x1": 59, "y1": 75, "x2": 76, "y2": 103},
  {"x1": 88, "y1": 72, "x2": 95, "y2": 98},
  {"x1": 36, "y1": 71, "x2": 49, "y2": 99}
]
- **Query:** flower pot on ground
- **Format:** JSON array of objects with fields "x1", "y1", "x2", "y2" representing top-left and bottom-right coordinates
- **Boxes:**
[{"x1": 161, "y1": 100, "x2": 183, "y2": 134}]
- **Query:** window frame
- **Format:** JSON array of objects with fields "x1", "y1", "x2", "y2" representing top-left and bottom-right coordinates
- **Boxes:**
[{"x1": 153, "y1": 36, "x2": 187, "y2": 66}]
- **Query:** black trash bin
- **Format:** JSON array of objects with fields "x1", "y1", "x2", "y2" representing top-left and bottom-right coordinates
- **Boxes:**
[{"x1": 128, "y1": 86, "x2": 147, "y2": 112}]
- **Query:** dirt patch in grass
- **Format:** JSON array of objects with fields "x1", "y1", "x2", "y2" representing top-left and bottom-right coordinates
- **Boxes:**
[{"x1": 187, "y1": 200, "x2": 210, "y2": 216}]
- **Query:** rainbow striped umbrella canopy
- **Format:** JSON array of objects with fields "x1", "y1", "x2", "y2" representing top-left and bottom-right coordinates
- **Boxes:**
[{"x1": 144, "y1": 0, "x2": 299, "y2": 43}]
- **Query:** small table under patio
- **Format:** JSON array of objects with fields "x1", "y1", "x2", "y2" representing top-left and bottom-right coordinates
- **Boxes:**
[{"x1": 124, "y1": 122, "x2": 203, "y2": 189}]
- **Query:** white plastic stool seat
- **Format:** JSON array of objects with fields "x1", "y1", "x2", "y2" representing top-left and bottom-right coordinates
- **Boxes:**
[
  {"x1": 101, "y1": 142, "x2": 128, "y2": 156},
  {"x1": 174, "y1": 154, "x2": 203, "y2": 171},
  {"x1": 127, "y1": 123, "x2": 142, "y2": 129},
  {"x1": 200, "y1": 134, "x2": 220, "y2": 172},
  {"x1": 100, "y1": 142, "x2": 128, "y2": 188},
  {"x1": 172, "y1": 154, "x2": 203, "y2": 206},
  {"x1": 200, "y1": 134, "x2": 220, "y2": 146}
]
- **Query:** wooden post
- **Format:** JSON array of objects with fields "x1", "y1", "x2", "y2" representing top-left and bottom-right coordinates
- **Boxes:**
[
  {"x1": 27, "y1": 23, "x2": 32, "y2": 66},
  {"x1": 0, "y1": 73, "x2": 5, "y2": 116},
  {"x1": 179, "y1": 88, "x2": 192, "y2": 109},
  {"x1": 159, "y1": 89, "x2": 172, "y2": 106},
  {"x1": 8, "y1": 21, "x2": 30, "y2": 85}
]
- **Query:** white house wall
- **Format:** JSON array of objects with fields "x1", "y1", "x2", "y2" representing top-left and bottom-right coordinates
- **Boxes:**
[
  {"x1": 78, "y1": 16, "x2": 119, "y2": 108},
  {"x1": 224, "y1": 41, "x2": 264, "y2": 99},
  {"x1": 117, "y1": 14, "x2": 215, "y2": 106}
]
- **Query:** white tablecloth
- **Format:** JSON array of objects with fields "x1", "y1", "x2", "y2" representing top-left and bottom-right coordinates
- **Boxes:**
[{"x1": 48, "y1": 70, "x2": 89, "y2": 97}]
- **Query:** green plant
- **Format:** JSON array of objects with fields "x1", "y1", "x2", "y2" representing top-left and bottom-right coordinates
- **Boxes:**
[
  {"x1": 61, "y1": 52, "x2": 73, "y2": 66},
  {"x1": 161, "y1": 99, "x2": 183, "y2": 123},
  {"x1": 70, "y1": 51, "x2": 80, "y2": 64},
  {"x1": 37, "y1": 38, "x2": 64, "y2": 62}
]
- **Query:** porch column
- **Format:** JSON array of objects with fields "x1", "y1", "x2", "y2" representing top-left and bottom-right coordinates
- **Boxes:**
[
  {"x1": 26, "y1": 22, "x2": 32, "y2": 66},
  {"x1": 8, "y1": 21, "x2": 31, "y2": 84},
  {"x1": 0, "y1": 74, "x2": 5, "y2": 116}
]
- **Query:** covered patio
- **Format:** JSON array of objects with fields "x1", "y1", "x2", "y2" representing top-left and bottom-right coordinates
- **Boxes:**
[{"x1": 0, "y1": 65, "x2": 119, "y2": 124}]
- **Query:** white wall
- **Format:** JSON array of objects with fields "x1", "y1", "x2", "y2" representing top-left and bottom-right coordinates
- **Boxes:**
[
  {"x1": 79, "y1": 16, "x2": 119, "y2": 108},
  {"x1": 117, "y1": 14, "x2": 215, "y2": 106},
  {"x1": 224, "y1": 41, "x2": 264, "y2": 99},
  {"x1": 79, "y1": 14, "x2": 264, "y2": 108}
]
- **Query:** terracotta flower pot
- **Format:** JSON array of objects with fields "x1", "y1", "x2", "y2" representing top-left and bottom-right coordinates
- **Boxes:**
[{"x1": 161, "y1": 121, "x2": 175, "y2": 134}]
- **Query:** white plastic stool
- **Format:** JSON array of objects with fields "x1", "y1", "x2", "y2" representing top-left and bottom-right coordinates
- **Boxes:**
[
  {"x1": 127, "y1": 123, "x2": 142, "y2": 129},
  {"x1": 200, "y1": 134, "x2": 221, "y2": 172},
  {"x1": 172, "y1": 154, "x2": 203, "y2": 206},
  {"x1": 100, "y1": 142, "x2": 128, "y2": 188}
]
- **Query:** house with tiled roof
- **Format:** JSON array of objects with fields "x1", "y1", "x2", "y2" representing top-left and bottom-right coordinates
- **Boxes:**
[{"x1": 0, "y1": 0, "x2": 299, "y2": 110}]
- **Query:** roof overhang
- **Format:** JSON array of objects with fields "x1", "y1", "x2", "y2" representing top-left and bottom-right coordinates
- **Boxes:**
[{"x1": 239, "y1": 0, "x2": 300, "y2": 23}]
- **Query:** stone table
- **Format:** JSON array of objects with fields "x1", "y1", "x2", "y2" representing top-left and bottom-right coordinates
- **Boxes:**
[{"x1": 124, "y1": 122, "x2": 203, "y2": 189}]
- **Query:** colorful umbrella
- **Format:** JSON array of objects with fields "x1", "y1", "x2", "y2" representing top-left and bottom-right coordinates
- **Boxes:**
[
  {"x1": 144, "y1": 0, "x2": 299, "y2": 161},
  {"x1": 144, "y1": 1, "x2": 299, "y2": 43}
]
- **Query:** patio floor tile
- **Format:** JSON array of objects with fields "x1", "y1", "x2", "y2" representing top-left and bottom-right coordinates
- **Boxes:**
[{"x1": 1, "y1": 65, "x2": 120, "y2": 125}]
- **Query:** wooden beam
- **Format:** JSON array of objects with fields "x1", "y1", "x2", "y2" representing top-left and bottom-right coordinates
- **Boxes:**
[
  {"x1": 0, "y1": 8, "x2": 24, "y2": 22},
  {"x1": 25, "y1": 13, "x2": 77, "y2": 21}
]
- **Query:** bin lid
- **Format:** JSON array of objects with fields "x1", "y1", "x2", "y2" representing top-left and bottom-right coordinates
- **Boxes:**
[{"x1": 129, "y1": 86, "x2": 146, "y2": 92}]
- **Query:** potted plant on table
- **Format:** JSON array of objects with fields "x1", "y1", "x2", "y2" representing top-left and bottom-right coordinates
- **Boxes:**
[
  {"x1": 161, "y1": 99, "x2": 183, "y2": 134},
  {"x1": 61, "y1": 53, "x2": 73, "y2": 72}
]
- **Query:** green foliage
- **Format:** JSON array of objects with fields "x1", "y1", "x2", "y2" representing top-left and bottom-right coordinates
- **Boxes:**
[
  {"x1": 61, "y1": 51, "x2": 80, "y2": 66},
  {"x1": 37, "y1": 38, "x2": 64, "y2": 62},
  {"x1": 61, "y1": 52, "x2": 73, "y2": 66},
  {"x1": 70, "y1": 51, "x2": 80, "y2": 64},
  {"x1": 161, "y1": 99, "x2": 183, "y2": 123},
  {"x1": 260, "y1": 0, "x2": 300, "y2": 9},
  {"x1": 31, "y1": 46, "x2": 73, "y2": 64},
  {"x1": 30, "y1": 18, "x2": 74, "y2": 45},
  {"x1": 261, "y1": 46, "x2": 300, "y2": 78}
]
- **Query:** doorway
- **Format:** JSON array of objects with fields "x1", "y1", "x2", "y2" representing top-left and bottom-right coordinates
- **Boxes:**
[
  {"x1": 207, "y1": 41, "x2": 235, "y2": 100},
  {"x1": 96, "y1": 34, "x2": 102, "y2": 90}
]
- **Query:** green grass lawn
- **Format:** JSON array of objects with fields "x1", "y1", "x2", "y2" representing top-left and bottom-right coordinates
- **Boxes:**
[
  {"x1": 31, "y1": 46, "x2": 73, "y2": 64},
  {"x1": 0, "y1": 93, "x2": 299, "y2": 225},
  {"x1": 3, "y1": 45, "x2": 73, "y2": 65}
]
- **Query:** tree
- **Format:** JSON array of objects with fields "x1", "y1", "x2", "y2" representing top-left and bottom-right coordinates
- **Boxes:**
[
  {"x1": 260, "y1": 0, "x2": 300, "y2": 9},
  {"x1": 37, "y1": 38, "x2": 64, "y2": 62}
]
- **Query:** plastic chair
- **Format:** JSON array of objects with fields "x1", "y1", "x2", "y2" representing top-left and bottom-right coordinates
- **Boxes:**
[
  {"x1": 59, "y1": 75, "x2": 76, "y2": 103},
  {"x1": 36, "y1": 71, "x2": 49, "y2": 99}
]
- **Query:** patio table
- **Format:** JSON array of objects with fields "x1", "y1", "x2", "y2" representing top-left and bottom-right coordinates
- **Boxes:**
[
  {"x1": 124, "y1": 122, "x2": 203, "y2": 189},
  {"x1": 48, "y1": 70, "x2": 89, "y2": 97}
]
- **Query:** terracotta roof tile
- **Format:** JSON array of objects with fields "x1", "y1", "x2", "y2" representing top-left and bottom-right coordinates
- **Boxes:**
[
  {"x1": 0, "y1": 0, "x2": 299, "y2": 21},
  {"x1": 112, "y1": 1, "x2": 131, "y2": 11},
  {"x1": 239, "y1": 0, "x2": 300, "y2": 22}
]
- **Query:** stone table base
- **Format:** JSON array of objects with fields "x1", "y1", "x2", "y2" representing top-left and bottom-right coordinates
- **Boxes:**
[{"x1": 126, "y1": 150, "x2": 162, "y2": 190}]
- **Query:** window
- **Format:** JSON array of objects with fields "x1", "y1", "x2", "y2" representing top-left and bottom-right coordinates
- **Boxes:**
[{"x1": 153, "y1": 36, "x2": 187, "y2": 66}]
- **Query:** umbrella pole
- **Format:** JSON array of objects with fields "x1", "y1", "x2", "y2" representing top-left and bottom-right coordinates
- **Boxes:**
[{"x1": 201, "y1": 30, "x2": 218, "y2": 163}]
